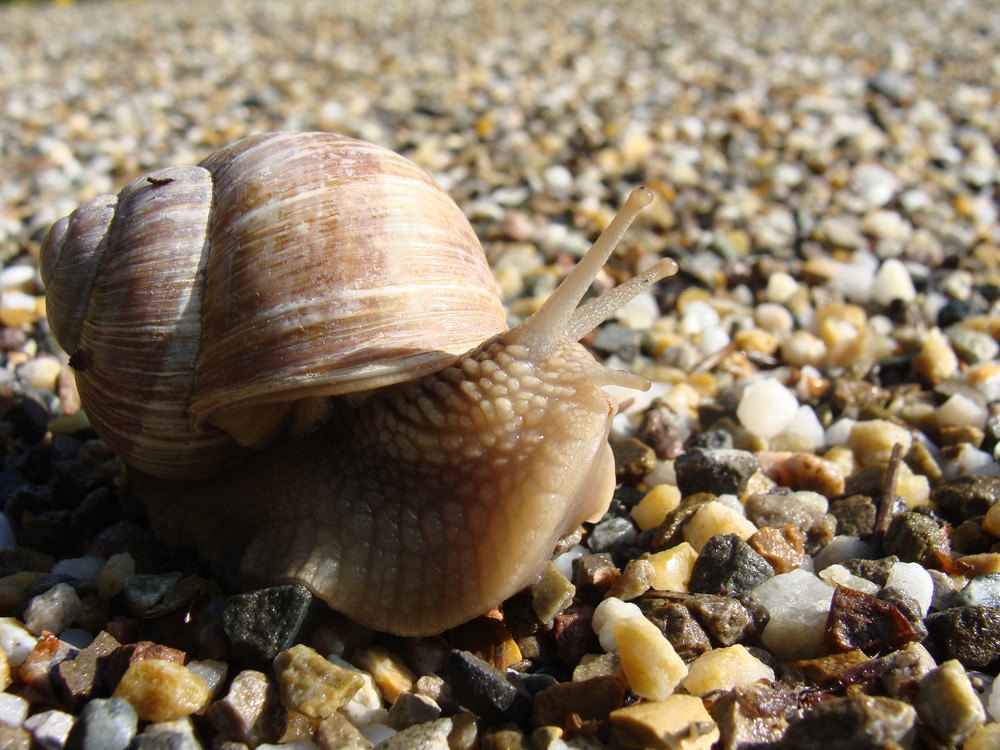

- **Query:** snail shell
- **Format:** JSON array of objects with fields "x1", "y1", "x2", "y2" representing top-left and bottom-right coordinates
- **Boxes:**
[{"x1": 41, "y1": 132, "x2": 506, "y2": 479}]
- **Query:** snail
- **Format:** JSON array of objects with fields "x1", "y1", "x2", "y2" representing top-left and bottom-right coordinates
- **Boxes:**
[{"x1": 40, "y1": 131, "x2": 676, "y2": 636}]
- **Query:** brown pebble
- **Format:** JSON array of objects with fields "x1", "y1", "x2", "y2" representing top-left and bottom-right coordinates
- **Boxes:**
[
  {"x1": 612, "y1": 437, "x2": 657, "y2": 481},
  {"x1": 607, "y1": 558, "x2": 655, "y2": 601},
  {"x1": 571, "y1": 553, "x2": 620, "y2": 602},
  {"x1": 610, "y1": 694, "x2": 719, "y2": 750},
  {"x1": 0, "y1": 724, "x2": 30, "y2": 750},
  {"x1": 552, "y1": 608, "x2": 599, "y2": 667},
  {"x1": 55, "y1": 630, "x2": 121, "y2": 709},
  {"x1": 825, "y1": 585, "x2": 917, "y2": 652},
  {"x1": 784, "y1": 650, "x2": 870, "y2": 690},
  {"x1": 16, "y1": 632, "x2": 77, "y2": 705},
  {"x1": 531, "y1": 675, "x2": 625, "y2": 728},
  {"x1": 531, "y1": 562, "x2": 576, "y2": 627},
  {"x1": 747, "y1": 525, "x2": 805, "y2": 574},
  {"x1": 112, "y1": 659, "x2": 210, "y2": 722}
]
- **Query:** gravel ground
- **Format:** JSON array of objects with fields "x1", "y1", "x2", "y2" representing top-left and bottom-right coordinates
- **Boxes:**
[{"x1": 1, "y1": 0, "x2": 999, "y2": 748}]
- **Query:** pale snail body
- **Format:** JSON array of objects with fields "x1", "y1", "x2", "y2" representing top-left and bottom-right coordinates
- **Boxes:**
[{"x1": 40, "y1": 131, "x2": 676, "y2": 636}]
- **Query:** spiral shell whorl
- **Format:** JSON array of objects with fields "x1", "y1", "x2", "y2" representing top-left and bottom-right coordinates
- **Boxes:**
[{"x1": 40, "y1": 131, "x2": 508, "y2": 480}]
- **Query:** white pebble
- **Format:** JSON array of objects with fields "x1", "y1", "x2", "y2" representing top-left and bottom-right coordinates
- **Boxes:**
[
  {"x1": 750, "y1": 569, "x2": 835, "y2": 660},
  {"x1": 832, "y1": 250, "x2": 879, "y2": 303},
  {"x1": 765, "y1": 272, "x2": 799, "y2": 303},
  {"x1": 736, "y1": 378, "x2": 799, "y2": 439},
  {"x1": 936, "y1": 392, "x2": 988, "y2": 431},
  {"x1": 818, "y1": 564, "x2": 879, "y2": 595},
  {"x1": 0, "y1": 618, "x2": 37, "y2": 667},
  {"x1": 699, "y1": 325, "x2": 731, "y2": 355},
  {"x1": 813, "y1": 536, "x2": 875, "y2": 570},
  {"x1": 542, "y1": 164, "x2": 574, "y2": 195},
  {"x1": 780, "y1": 405, "x2": 825, "y2": 450},
  {"x1": 886, "y1": 562, "x2": 933, "y2": 616},
  {"x1": 0, "y1": 692, "x2": 29, "y2": 727},
  {"x1": 23, "y1": 583, "x2": 81, "y2": 636},
  {"x1": 944, "y1": 444, "x2": 1000, "y2": 479},
  {"x1": 755, "y1": 302, "x2": 794, "y2": 334},
  {"x1": 852, "y1": 163, "x2": 899, "y2": 207},
  {"x1": 23, "y1": 709, "x2": 74, "y2": 749},
  {"x1": 825, "y1": 417, "x2": 857, "y2": 446},
  {"x1": 0, "y1": 265, "x2": 36, "y2": 291},
  {"x1": 359, "y1": 723, "x2": 397, "y2": 746},
  {"x1": 592, "y1": 597, "x2": 644, "y2": 653},
  {"x1": 862, "y1": 210, "x2": 912, "y2": 241},
  {"x1": 615, "y1": 290, "x2": 659, "y2": 330},
  {"x1": 680, "y1": 300, "x2": 720, "y2": 333},
  {"x1": 871, "y1": 258, "x2": 917, "y2": 306}
]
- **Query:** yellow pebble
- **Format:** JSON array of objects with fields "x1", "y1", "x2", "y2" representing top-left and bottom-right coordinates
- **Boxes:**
[
  {"x1": 848, "y1": 419, "x2": 913, "y2": 469},
  {"x1": 645, "y1": 543, "x2": 698, "y2": 592},
  {"x1": 273, "y1": 644, "x2": 365, "y2": 719},
  {"x1": 95, "y1": 553, "x2": 136, "y2": 599},
  {"x1": 912, "y1": 327, "x2": 959, "y2": 385},
  {"x1": 113, "y1": 660, "x2": 211, "y2": 722},
  {"x1": 983, "y1": 503, "x2": 1000, "y2": 538},
  {"x1": 352, "y1": 645, "x2": 415, "y2": 704},
  {"x1": 683, "y1": 501, "x2": 757, "y2": 553},
  {"x1": 631, "y1": 485, "x2": 681, "y2": 531},
  {"x1": 613, "y1": 616, "x2": 687, "y2": 701},
  {"x1": 610, "y1": 694, "x2": 719, "y2": 750},
  {"x1": 681, "y1": 645, "x2": 775, "y2": 696}
]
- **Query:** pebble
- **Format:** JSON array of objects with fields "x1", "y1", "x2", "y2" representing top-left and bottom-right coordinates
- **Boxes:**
[
  {"x1": 926, "y1": 606, "x2": 1000, "y2": 669},
  {"x1": 610, "y1": 694, "x2": 719, "y2": 750},
  {"x1": 681, "y1": 644, "x2": 774, "y2": 695},
  {"x1": 273, "y1": 644, "x2": 364, "y2": 720},
  {"x1": 682, "y1": 501, "x2": 758, "y2": 553},
  {"x1": 530, "y1": 676, "x2": 624, "y2": 728},
  {"x1": 780, "y1": 695, "x2": 915, "y2": 750},
  {"x1": 744, "y1": 493, "x2": 836, "y2": 554},
  {"x1": 916, "y1": 660, "x2": 985, "y2": 745},
  {"x1": 0, "y1": 618, "x2": 35, "y2": 668},
  {"x1": 56, "y1": 630, "x2": 121, "y2": 709},
  {"x1": 646, "y1": 543, "x2": 698, "y2": 592},
  {"x1": 206, "y1": 669, "x2": 285, "y2": 747},
  {"x1": 443, "y1": 651, "x2": 519, "y2": 724},
  {"x1": 386, "y1": 692, "x2": 441, "y2": 730},
  {"x1": 23, "y1": 709, "x2": 74, "y2": 750},
  {"x1": 111, "y1": 660, "x2": 211, "y2": 722},
  {"x1": 646, "y1": 603, "x2": 712, "y2": 661},
  {"x1": 750, "y1": 569, "x2": 835, "y2": 660},
  {"x1": 121, "y1": 573, "x2": 183, "y2": 618},
  {"x1": 824, "y1": 585, "x2": 917, "y2": 652},
  {"x1": 222, "y1": 585, "x2": 314, "y2": 666},
  {"x1": 529, "y1": 563, "x2": 575, "y2": 627},
  {"x1": 23, "y1": 582, "x2": 81, "y2": 636},
  {"x1": 630, "y1": 484, "x2": 681, "y2": 531},
  {"x1": 378, "y1": 717, "x2": 452, "y2": 750},
  {"x1": 684, "y1": 594, "x2": 757, "y2": 647},
  {"x1": 353, "y1": 646, "x2": 415, "y2": 705},
  {"x1": 64, "y1": 697, "x2": 138, "y2": 750},
  {"x1": 735, "y1": 379, "x2": 799, "y2": 439},
  {"x1": 688, "y1": 534, "x2": 775, "y2": 599},
  {"x1": 613, "y1": 615, "x2": 687, "y2": 701}
]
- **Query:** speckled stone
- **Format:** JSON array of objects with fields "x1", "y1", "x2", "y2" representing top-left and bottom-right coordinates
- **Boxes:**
[
  {"x1": 675, "y1": 449, "x2": 760, "y2": 497},
  {"x1": 206, "y1": 669, "x2": 285, "y2": 747},
  {"x1": 688, "y1": 534, "x2": 775, "y2": 599},
  {"x1": 222, "y1": 585, "x2": 314, "y2": 666},
  {"x1": 111, "y1": 660, "x2": 211, "y2": 722},
  {"x1": 780, "y1": 694, "x2": 916, "y2": 749},
  {"x1": 743, "y1": 493, "x2": 836, "y2": 554},
  {"x1": 444, "y1": 650, "x2": 521, "y2": 725},
  {"x1": 55, "y1": 630, "x2": 121, "y2": 709},
  {"x1": 646, "y1": 602, "x2": 712, "y2": 661},
  {"x1": 883, "y1": 512, "x2": 950, "y2": 566},
  {"x1": 273, "y1": 644, "x2": 364, "y2": 720}
]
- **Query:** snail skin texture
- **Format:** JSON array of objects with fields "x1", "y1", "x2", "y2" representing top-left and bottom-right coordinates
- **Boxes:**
[{"x1": 40, "y1": 131, "x2": 677, "y2": 636}]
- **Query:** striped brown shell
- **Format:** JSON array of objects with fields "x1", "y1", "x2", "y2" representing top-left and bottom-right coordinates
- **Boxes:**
[{"x1": 40, "y1": 131, "x2": 507, "y2": 479}]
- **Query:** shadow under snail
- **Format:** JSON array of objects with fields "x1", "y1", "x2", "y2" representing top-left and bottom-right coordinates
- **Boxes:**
[{"x1": 39, "y1": 131, "x2": 677, "y2": 636}]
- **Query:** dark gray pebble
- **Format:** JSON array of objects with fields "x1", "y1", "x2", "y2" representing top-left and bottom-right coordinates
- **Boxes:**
[
  {"x1": 64, "y1": 697, "x2": 138, "y2": 750},
  {"x1": 222, "y1": 584, "x2": 315, "y2": 666},
  {"x1": 674, "y1": 448, "x2": 760, "y2": 497},
  {"x1": 780, "y1": 694, "x2": 915, "y2": 749},
  {"x1": 828, "y1": 495, "x2": 877, "y2": 537},
  {"x1": 645, "y1": 602, "x2": 711, "y2": 661},
  {"x1": 841, "y1": 557, "x2": 900, "y2": 588},
  {"x1": 883, "y1": 512, "x2": 950, "y2": 566},
  {"x1": 122, "y1": 572, "x2": 183, "y2": 617},
  {"x1": 684, "y1": 593, "x2": 757, "y2": 647},
  {"x1": 931, "y1": 476, "x2": 1000, "y2": 522},
  {"x1": 926, "y1": 606, "x2": 1000, "y2": 669},
  {"x1": 688, "y1": 534, "x2": 774, "y2": 599},
  {"x1": 587, "y1": 516, "x2": 636, "y2": 554},
  {"x1": 877, "y1": 587, "x2": 928, "y2": 640},
  {"x1": 444, "y1": 650, "x2": 523, "y2": 725}
]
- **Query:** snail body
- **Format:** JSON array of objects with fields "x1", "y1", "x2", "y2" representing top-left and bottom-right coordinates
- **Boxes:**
[{"x1": 41, "y1": 131, "x2": 676, "y2": 636}]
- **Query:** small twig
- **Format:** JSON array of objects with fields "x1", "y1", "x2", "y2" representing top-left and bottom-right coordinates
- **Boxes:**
[
  {"x1": 692, "y1": 340, "x2": 739, "y2": 373},
  {"x1": 873, "y1": 442, "x2": 904, "y2": 556}
]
